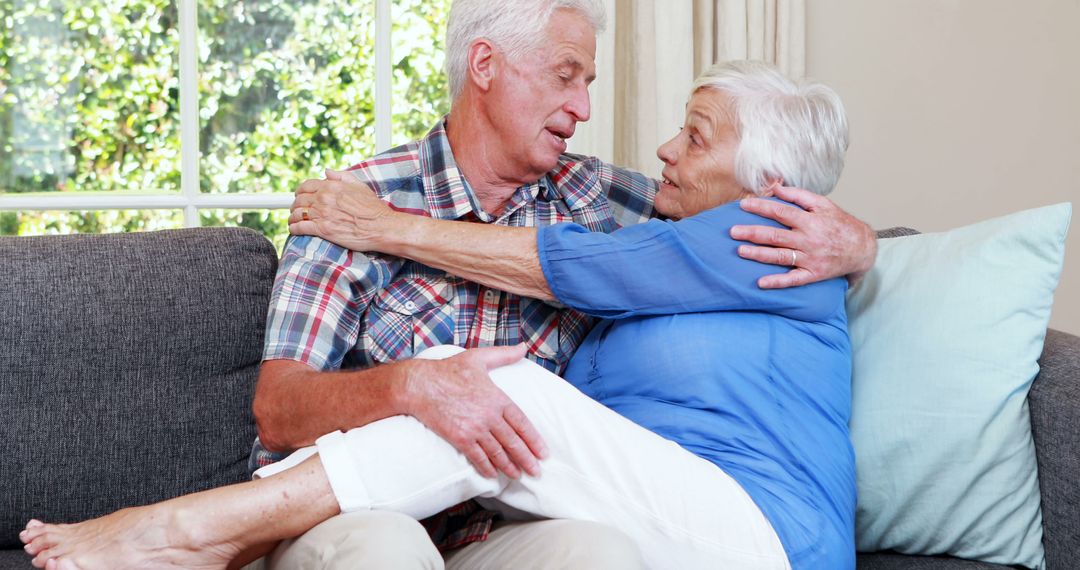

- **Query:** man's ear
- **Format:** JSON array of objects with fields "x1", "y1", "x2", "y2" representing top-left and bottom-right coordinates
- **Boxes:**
[{"x1": 466, "y1": 39, "x2": 497, "y2": 92}]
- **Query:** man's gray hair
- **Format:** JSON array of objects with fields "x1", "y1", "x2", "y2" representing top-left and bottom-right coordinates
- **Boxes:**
[
  {"x1": 692, "y1": 61, "x2": 849, "y2": 196},
  {"x1": 446, "y1": 0, "x2": 606, "y2": 101}
]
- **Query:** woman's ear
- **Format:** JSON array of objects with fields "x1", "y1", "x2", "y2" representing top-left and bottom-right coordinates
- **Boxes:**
[
  {"x1": 760, "y1": 176, "x2": 784, "y2": 197},
  {"x1": 466, "y1": 39, "x2": 497, "y2": 92}
]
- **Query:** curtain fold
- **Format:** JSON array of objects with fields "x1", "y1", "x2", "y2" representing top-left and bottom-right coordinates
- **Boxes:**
[{"x1": 568, "y1": 0, "x2": 805, "y2": 176}]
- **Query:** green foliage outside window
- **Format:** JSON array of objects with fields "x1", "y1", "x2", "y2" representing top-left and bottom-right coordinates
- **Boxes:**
[{"x1": 0, "y1": 0, "x2": 450, "y2": 248}]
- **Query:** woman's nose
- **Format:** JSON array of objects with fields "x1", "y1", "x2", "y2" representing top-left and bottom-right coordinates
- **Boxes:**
[{"x1": 657, "y1": 135, "x2": 679, "y2": 165}]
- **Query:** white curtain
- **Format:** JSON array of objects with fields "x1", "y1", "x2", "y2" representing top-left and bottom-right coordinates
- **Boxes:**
[{"x1": 568, "y1": 0, "x2": 805, "y2": 177}]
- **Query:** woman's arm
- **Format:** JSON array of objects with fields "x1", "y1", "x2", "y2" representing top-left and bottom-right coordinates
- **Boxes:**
[
  {"x1": 288, "y1": 172, "x2": 555, "y2": 301},
  {"x1": 537, "y1": 201, "x2": 846, "y2": 321}
]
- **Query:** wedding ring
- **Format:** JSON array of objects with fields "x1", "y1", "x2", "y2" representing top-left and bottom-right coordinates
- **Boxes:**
[
  {"x1": 790, "y1": 250, "x2": 798, "y2": 266},
  {"x1": 301, "y1": 207, "x2": 310, "y2": 221}
]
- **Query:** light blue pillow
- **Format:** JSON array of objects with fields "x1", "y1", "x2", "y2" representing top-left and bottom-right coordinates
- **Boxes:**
[{"x1": 846, "y1": 203, "x2": 1072, "y2": 569}]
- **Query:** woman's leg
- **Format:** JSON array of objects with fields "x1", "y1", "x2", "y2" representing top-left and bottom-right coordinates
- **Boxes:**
[
  {"x1": 20, "y1": 454, "x2": 338, "y2": 570},
  {"x1": 22, "y1": 345, "x2": 789, "y2": 569},
  {"x1": 288, "y1": 345, "x2": 790, "y2": 569}
]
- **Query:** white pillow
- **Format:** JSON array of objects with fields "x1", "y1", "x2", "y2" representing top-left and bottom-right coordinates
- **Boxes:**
[{"x1": 846, "y1": 203, "x2": 1072, "y2": 569}]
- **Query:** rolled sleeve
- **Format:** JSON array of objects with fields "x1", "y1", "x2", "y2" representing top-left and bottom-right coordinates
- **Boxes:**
[{"x1": 263, "y1": 235, "x2": 399, "y2": 370}]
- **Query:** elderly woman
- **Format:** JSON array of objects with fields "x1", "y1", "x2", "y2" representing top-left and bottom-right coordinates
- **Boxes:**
[{"x1": 20, "y1": 61, "x2": 853, "y2": 570}]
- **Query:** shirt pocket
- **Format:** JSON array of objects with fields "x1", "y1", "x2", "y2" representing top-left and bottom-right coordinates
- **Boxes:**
[{"x1": 363, "y1": 277, "x2": 457, "y2": 363}]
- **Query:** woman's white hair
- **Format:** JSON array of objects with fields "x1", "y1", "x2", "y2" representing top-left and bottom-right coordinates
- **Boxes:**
[
  {"x1": 692, "y1": 61, "x2": 849, "y2": 196},
  {"x1": 446, "y1": 0, "x2": 606, "y2": 101}
]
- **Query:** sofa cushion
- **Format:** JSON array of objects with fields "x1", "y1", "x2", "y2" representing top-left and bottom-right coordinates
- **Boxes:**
[
  {"x1": 856, "y1": 552, "x2": 1012, "y2": 570},
  {"x1": 1029, "y1": 328, "x2": 1080, "y2": 569},
  {"x1": 0, "y1": 228, "x2": 277, "y2": 549},
  {"x1": 847, "y1": 204, "x2": 1072, "y2": 568}
]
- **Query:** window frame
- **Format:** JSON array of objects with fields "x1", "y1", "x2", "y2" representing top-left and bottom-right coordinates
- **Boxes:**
[{"x1": 0, "y1": 0, "x2": 396, "y2": 226}]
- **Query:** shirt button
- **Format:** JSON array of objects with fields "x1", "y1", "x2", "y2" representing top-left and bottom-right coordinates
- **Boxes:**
[
  {"x1": 404, "y1": 301, "x2": 418, "y2": 311},
  {"x1": 484, "y1": 290, "x2": 494, "y2": 300}
]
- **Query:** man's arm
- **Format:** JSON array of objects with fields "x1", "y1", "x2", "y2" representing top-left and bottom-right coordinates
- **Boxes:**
[
  {"x1": 289, "y1": 174, "x2": 874, "y2": 296},
  {"x1": 253, "y1": 359, "x2": 403, "y2": 454},
  {"x1": 254, "y1": 345, "x2": 546, "y2": 479},
  {"x1": 732, "y1": 186, "x2": 878, "y2": 288},
  {"x1": 289, "y1": 172, "x2": 555, "y2": 301},
  {"x1": 258, "y1": 228, "x2": 545, "y2": 479}
]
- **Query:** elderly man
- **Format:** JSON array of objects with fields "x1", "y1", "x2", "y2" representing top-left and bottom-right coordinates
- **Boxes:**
[
  {"x1": 255, "y1": 0, "x2": 872, "y2": 568},
  {"x1": 19, "y1": 0, "x2": 874, "y2": 568}
]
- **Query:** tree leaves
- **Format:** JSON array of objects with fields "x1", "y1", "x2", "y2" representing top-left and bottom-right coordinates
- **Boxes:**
[{"x1": 1, "y1": 0, "x2": 451, "y2": 241}]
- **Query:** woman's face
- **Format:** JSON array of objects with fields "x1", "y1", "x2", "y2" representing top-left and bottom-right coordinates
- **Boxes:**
[{"x1": 654, "y1": 89, "x2": 750, "y2": 220}]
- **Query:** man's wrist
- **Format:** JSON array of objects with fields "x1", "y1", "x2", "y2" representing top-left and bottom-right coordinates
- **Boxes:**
[
  {"x1": 389, "y1": 214, "x2": 432, "y2": 259},
  {"x1": 388, "y1": 357, "x2": 426, "y2": 417},
  {"x1": 858, "y1": 222, "x2": 879, "y2": 274}
]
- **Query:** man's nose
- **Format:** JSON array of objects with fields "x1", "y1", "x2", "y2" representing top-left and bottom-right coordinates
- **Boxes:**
[{"x1": 565, "y1": 85, "x2": 591, "y2": 122}]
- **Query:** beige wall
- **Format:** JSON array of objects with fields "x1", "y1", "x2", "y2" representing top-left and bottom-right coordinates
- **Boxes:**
[{"x1": 806, "y1": 0, "x2": 1080, "y2": 335}]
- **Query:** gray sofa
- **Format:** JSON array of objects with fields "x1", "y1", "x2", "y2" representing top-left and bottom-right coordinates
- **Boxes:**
[{"x1": 1, "y1": 227, "x2": 1077, "y2": 569}]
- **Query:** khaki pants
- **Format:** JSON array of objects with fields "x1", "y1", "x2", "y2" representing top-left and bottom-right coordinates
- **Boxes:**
[{"x1": 246, "y1": 511, "x2": 642, "y2": 569}]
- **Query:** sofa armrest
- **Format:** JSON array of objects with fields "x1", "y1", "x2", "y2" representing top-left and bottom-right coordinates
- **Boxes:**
[{"x1": 1029, "y1": 327, "x2": 1080, "y2": 569}]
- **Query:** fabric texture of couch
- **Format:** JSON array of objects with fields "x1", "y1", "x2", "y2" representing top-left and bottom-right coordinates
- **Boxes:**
[
  {"x1": 0, "y1": 228, "x2": 276, "y2": 569},
  {"x1": 0, "y1": 227, "x2": 1076, "y2": 569}
]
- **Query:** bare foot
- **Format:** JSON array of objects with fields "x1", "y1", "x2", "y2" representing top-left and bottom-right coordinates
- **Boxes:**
[
  {"x1": 19, "y1": 503, "x2": 242, "y2": 570},
  {"x1": 18, "y1": 456, "x2": 340, "y2": 569}
]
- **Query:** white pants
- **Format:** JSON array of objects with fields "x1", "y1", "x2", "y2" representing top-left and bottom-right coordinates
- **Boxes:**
[{"x1": 255, "y1": 345, "x2": 790, "y2": 569}]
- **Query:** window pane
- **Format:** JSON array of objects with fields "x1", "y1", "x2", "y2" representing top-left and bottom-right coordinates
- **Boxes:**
[
  {"x1": 391, "y1": 0, "x2": 451, "y2": 146},
  {"x1": 198, "y1": 0, "x2": 377, "y2": 195},
  {"x1": 0, "y1": 209, "x2": 183, "y2": 235},
  {"x1": 199, "y1": 208, "x2": 289, "y2": 252},
  {"x1": 0, "y1": 0, "x2": 181, "y2": 195}
]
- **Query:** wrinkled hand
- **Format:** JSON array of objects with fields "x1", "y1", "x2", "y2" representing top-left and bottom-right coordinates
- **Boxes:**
[
  {"x1": 403, "y1": 344, "x2": 548, "y2": 479},
  {"x1": 731, "y1": 186, "x2": 877, "y2": 288},
  {"x1": 289, "y1": 169, "x2": 400, "y2": 251}
]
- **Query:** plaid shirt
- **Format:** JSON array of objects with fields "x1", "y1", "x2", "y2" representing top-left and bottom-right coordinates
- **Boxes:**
[{"x1": 254, "y1": 117, "x2": 657, "y2": 549}]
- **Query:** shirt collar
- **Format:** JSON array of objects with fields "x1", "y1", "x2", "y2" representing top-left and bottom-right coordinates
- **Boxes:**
[
  {"x1": 543, "y1": 158, "x2": 602, "y2": 212},
  {"x1": 417, "y1": 118, "x2": 482, "y2": 221},
  {"x1": 418, "y1": 116, "x2": 600, "y2": 221}
]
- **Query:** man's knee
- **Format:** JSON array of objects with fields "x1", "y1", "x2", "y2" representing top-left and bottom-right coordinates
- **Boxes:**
[
  {"x1": 536, "y1": 520, "x2": 644, "y2": 568},
  {"x1": 268, "y1": 511, "x2": 442, "y2": 570},
  {"x1": 445, "y1": 519, "x2": 643, "y2": 569}
]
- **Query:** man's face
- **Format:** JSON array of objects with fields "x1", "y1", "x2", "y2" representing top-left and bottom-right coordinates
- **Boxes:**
[
  {"x1": 654, "y1": 89, "x2": 747, "y2": 220},
  {"x1": 486, "y1": 9, "x2": 597, "y2": 182}
]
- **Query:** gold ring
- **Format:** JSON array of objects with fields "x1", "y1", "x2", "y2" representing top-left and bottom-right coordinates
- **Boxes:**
[{"x1": 301, "y1": 207, "x2": 310, "y2": 221}]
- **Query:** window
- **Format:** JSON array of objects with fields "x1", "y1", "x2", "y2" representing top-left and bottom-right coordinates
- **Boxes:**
[{"x1": 0, "y1": 0, "x2": 450, "y2": 250}]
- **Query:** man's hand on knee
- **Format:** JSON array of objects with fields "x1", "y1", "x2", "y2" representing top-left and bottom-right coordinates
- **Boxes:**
[{"x1": 398, "y1": 344, "x2": 548, "y2": 479}]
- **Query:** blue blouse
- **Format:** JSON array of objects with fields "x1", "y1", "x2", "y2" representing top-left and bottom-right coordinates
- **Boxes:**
[{"x1": 537, "y1": 199, "x2": 855, "y2": 569}]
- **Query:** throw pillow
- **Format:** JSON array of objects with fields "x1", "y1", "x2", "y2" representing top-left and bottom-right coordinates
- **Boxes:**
[{"x1": 846, "y1": 203, "x2": 1072, "y2": 569}]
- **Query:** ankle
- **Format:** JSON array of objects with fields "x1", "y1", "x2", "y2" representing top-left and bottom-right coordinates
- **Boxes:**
[{"x1": 166, "y1": 503, "x2": 221, "y2": 552}]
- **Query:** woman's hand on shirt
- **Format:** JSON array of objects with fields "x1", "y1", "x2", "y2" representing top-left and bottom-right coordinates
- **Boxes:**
[
  {"x1": 289, "y1": 169, "x2": 402, "y2": 252},
  {"x1": 730, "y1": 186, "x2": 877, "y2": 288}
]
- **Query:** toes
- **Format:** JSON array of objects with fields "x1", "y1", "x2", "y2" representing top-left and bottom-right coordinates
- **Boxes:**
[
  {"x1": 22, "y1": 521, "x2": 48, "y2": 543},
  {"x1": 25, "y1": 532, "x2": 57, "y2": 556},
  {"x1": 33, "y1": 549, "x2": 68, "y2": 570}
]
